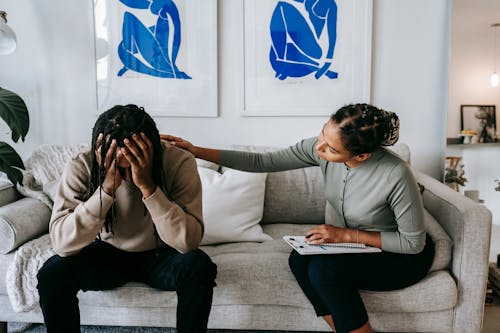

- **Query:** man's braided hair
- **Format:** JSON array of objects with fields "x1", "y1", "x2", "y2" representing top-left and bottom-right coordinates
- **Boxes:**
[{"x1": 80, "y1": 104, "x2": 166, "y2": 233}]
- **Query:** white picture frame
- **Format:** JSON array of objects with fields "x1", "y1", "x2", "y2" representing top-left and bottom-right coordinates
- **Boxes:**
[
  {"x1": 93, "y1": 0, "x2": 218, "y2": 117},
  {"x1": 243, "y1": 0, "x2": 372, "y2": 116}
]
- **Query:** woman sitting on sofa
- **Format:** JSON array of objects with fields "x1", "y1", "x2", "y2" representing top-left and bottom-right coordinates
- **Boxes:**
[{"x1": 161, "y1": 103, "x2": 435, "y2": 333}]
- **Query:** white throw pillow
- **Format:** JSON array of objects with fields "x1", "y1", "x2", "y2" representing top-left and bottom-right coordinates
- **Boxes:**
[{"x1": 198, "y1": 167, "x2": 272, "y2": 245}]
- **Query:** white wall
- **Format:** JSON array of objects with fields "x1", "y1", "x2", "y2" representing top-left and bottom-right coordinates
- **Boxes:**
[
  {"x1": 448, "y1": 0, "x2": 500, "y2": 137},
  {"x1": 0, "y1": 0, "x2": 450, "y2": 179}
]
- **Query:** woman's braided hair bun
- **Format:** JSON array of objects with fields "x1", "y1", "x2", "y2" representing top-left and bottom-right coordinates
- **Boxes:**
[
  {"x1": 331, "y1": 103, "x2": 400, "y2": 155},
  {"x1": 381, "y1": 110, "x2": 400, "y2": 146}
]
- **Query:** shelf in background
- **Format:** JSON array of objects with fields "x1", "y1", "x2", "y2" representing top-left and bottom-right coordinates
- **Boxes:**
[{"x1": 447, "y1": 142, "x2": 500, "y2": 148}]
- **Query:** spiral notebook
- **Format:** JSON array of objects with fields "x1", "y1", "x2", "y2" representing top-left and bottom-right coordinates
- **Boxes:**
[{"x1": 283, "y1": 236, "x2": 382, "y2": 255}]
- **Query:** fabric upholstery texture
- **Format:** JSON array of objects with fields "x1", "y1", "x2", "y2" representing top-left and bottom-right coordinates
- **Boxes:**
[
  {"x1": 0, "y1": 252, "x2": 14, "y2": 294},
  {"x1": 424, "y1": 210, "x2": 452, "y2": 272},
  {"x1": 263, "y1": 167, "x2": 326, "y2": 224},
  {"x1": 0, "y1": 181, "x2": 20, "y2": 207},
  {"x1": 230, "y1": 144, "x2": 326, "y2": 224},
  {"x1": 71, "y1": 256, "x2": 456, "y2": 313},
  {"x1": 0, "y1": 198, "x2": 51, "y2": 254},
  {"x1": 417, "y1": 171, "x2": 492, "y2": 333}
]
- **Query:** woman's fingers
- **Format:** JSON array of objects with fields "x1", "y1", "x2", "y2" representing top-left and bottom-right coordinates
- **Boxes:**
[
  {"x1": 171, "y1": 140, "x2": 191, "y2": 150},
  {"x1": 160, "y1": 134, "x2": 182, "y2": 142},
  {"x1": 159, "y1": 134, "x2": 192, "y2": 150},
  {"x1": 306, "y1": 233, "x2": 325, "y2": 244},
  {"x1": 305, "y1": 224, "x2": 335, "y2": 244},
  {"x1": 305, "y1": 230, "x2": 323, "y2": 242}
]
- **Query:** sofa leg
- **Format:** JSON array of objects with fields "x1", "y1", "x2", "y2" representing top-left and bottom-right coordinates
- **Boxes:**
[{"x1": 0, "y1": 321, "x2": 6, "y2": 333}]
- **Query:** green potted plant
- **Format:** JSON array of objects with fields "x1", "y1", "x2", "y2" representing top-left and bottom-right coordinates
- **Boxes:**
[
  {"x1": 0, "y1": 86, "x2": 29, "y2": 185},
  {"x1": 444, "y1": 165, "x2": 467, "y2": 191}
]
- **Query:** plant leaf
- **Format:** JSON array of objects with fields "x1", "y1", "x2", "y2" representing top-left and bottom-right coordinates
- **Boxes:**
[
  {"x1": 0, "y1": 87, "x2": 30, "y2": 142},
  {"x1": 0, "y1": 141, "x2": 25, "y2": 185}
]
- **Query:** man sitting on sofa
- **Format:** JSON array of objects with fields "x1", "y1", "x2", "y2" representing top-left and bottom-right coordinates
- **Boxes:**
[{"x1": 36, "y1": 104, "x2": 217, "y2": 333}]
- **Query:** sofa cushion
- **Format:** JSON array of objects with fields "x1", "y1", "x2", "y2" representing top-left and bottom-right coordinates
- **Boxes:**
[
  {"x1": 0, "y1": 180, "x2": 20, "y2": 206},
  {"x1": 199, "y1": 167, "x2": 271, "y2": 245},
  {"x1": 263, "y1": 167, "x2": 326, "y2": 224},
  {"x1": 76, "y1": 265, "x2": 456, "y2": 313},
  {"x1": 0, "y1": 251, "x2": 15, "y2": 295},
  {"x1": 230, "y1": 144, "x2": 325, "y2": 224},
  {"x1": 195, "y1": 158, "x2": 219, "y2": 171},
  {"x1": 424, "y1": 210, "x2": 453, "y2": 272},
  {"x1": 0, "y1": 198, "x2": 52, "y2": 254},
  {"x1": 76, "y1": 225, "x2": 457, "y2": 313}
]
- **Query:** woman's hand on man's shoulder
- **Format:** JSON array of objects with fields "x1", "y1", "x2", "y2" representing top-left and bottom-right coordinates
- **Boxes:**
[{"x1": 160, "y1": 134, "x2": 196, "y2": 154}]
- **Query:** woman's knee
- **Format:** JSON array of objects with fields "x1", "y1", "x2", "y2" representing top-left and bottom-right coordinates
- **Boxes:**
[
  {"x1": 288, "y1": 250, "x2": 308, "y2": 273},
  {"x1": 307, "y1": 256, "x2": 347, "y2": 288}
]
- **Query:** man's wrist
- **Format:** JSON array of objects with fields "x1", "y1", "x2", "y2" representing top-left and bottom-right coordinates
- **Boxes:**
[
  {"x1": 101, "y1": 185, "x2": 114, "y2": 196},
  {"x1": 141, "y1": 184, "x2": 157, "y2": 198}
]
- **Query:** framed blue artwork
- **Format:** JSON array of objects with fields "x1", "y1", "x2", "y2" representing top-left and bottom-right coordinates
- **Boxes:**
[
  {"x1": 243, "y1": 0, "x2": 372, "y2": 116},
  {"x1": 93, "y1": 0, "x2": 218, "y2": 117}
]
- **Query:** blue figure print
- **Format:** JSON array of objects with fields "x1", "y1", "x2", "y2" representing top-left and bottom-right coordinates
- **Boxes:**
[
  {"x1": 270, "y1": 0, "x2": 338, "y2": 80},
  {"x1": 117, "y1": 0, "x2": 191, "y2": 79}
]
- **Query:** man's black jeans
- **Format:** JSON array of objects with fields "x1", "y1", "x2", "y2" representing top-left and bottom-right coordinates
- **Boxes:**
[{"x1": 37, "y1": 240, "x2": 217, "y2": 333}]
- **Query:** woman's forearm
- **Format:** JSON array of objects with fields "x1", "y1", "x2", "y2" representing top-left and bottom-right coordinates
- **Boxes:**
[
  {"x1": 192, "y1": 146, "x2": 220, "y2": 164},
  {"x1": 348, "y1": 229, "x2": 382, "y2": 249}
]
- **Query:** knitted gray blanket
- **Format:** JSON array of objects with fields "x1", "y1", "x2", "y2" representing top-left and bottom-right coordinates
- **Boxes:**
[{"x1": 6, "y1": 144, "x2": 87, "y2": 312}]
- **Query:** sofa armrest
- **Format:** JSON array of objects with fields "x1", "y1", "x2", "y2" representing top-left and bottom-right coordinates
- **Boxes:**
[
  {"x1": 0, "y1": 198, "x2": 52, "y2": 254},
  {"x1": 0, "y1": 181, "x2": 21, "y2": 207},
  {"x1": 416, "y1": 171, "x2": 492, "y2": 333}
]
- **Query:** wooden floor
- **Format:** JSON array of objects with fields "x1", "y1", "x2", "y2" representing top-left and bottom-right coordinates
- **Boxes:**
[{"x1": 483, "y1": 293, "x2": 500, "y2": 333}]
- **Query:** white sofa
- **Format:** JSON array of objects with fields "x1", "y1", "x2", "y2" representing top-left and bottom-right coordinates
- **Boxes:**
[{"x1": 0, "y1": 143, "x2": 492, "y2": 333}]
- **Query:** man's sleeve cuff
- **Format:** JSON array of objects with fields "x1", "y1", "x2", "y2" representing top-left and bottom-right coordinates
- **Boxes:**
[
  {"x1": 82, "y1": 188, "x2": 114, "y2": 218},
  {"x1": 143, "y1": 187, "x2": 175, "y2": 219}
]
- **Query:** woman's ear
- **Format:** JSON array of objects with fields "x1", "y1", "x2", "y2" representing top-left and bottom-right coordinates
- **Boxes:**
[{"x1": 355, "y1": 152, "x2": 372, "y2": 162}]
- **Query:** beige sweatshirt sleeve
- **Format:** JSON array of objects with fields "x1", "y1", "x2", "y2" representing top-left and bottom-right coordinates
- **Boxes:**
[
  {"x1": 143, "y1": 154, "x2": 203, "y2": 253},
  {"x1": 49, "y1": 154, "x2": 112, "y2": 257}
]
